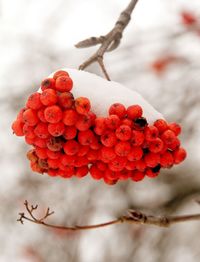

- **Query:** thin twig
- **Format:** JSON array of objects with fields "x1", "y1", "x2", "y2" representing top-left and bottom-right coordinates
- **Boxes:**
[
  {"x1": 75, "y1": 0, "x2": 139, "y2": 80},
  {"x1": 17, "y1": 201, "x2": 200, "y2": 231}
]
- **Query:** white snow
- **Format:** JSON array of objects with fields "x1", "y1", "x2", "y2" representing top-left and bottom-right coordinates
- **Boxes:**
[{"x1": 40, "y1": 68, "x2": 164, "y2": 123}]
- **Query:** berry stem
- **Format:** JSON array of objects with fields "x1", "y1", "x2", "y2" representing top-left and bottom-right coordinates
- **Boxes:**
[
  {"x1": 18, "y1": 200, "x2": 200, "y2": 231},
  {"x1": 75, "y1": 0, "x2": 139, "y2": 81}
]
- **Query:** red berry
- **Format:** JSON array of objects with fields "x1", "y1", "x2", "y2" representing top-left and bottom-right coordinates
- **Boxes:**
[
  {"x1": 37, "y1": 108, "x2": 47, "y2": 123},
  {"x1": 63, "y1": 126, "x2": 77, "y2": 140},
  {"x1": 76, "y1": 166, "x2": 88, "y2": 178},
  {"x1": 108, "y1": 156, "x2": 127, "y2": 172},
  {"x1": 63, "y1": 140, "x2": 79, "y2": 155},
  {"x1": 154, "y1": 119, "x2": 168, "y2": 133},
  {"x1": 47, "y1": 158, "x2": 60, "y2": 169},
  {"x1": 131, "y1": 130, "x2": 144, "y2": 146},
  {"x1": 127, "y1": 105, "x2": 143, "y2": 120},
  {"x1": 34, "y1": 137, "x2": 48, "y2": 148},
  {"x1": 100, "y1": 147, "x2": 116, "y2": 163},
  {"x1": 94, "y1": 117, "x2": 106, "y2": 135},
  {"x1": 27, "y1": 149, "x2": 38, "y2": 162},
  {"x1": 167, "y1": 137, "x2": 180, "y2": 151},
  {"x1": 55, "y1": 76, "x2": 73, "y2": 92},
  {"x1": 61, "y1": 154, "x2": 75, "y2": 166},
  {"x1": 96, "y1": 161, "x2": 107, "y2": 171},
  {"x1": 76, "y1": 114, "x2": 92, "y2": 131},
  {"x1": 125, "y1": 161, "x2": 137, "y2": 171},
  {"x1": 127, "y1": 146, "x2": 143, "y2": 161},
  {"x1": 12, "y1": 120, "x2": 24, "y2": 136},
  {"x1": 149, "y1": 138, "x2": 164, "y2": 153},
  {"x1": 40, "y1": 89, "x2": 57, "y2": 106},
  {"x1": 48, "y1": 122, "x2": 65, "y2": 137},
  {"x1": 16, "y1": 108, "x2": 26, "y2": 122},
  {"x1": 105, "y1": 169, "x2": 118, "y2": 180},
  {"x1": 48, "y1": 169, "x2": 58, "y2": 177},
  {"x1": 117, "y1": 169, "x2": 131, "y2": 180},
  {"x1": 26, "y1": 92, "x2": 43, "y2": 110},
  {"x1": 47, "y1": 137, "x2": 63, "y2": 151},
  {"x1": 181, "y1": 11, "x2": 197, "y2": 26},
  {"x1": 35, "y1": 147, "x2": 47, "y2": 159},
  {"x1": 58, "y1": 92, "x2": 74, "y2": 109},
  {"x1": 173, "y1": 148, "x2": 187, "y2": 164},
  {"x1": 58, "y1": 168, "x2": 74, "y2": 178},
  {"x1": 78, "y1": 130, "x2": 95, "y2": 145},
  {"x1": 101, "y1": 131, "x2": 117, "y2": 147},
  {"x1": 168, "y1": 122, "x2": 181, "y2": 136},
  {"x1": 121, "y1": 118, "x2": 133, "y2": 128},
  {"x1": 115, "y1": 125, "x2": 132, "y2": 141},
  {"x1": 105, "y1": 115, "x2": 120, "y2": 129},
  {"x1": 77, "y1": 145, "x2": 89, "y2": 156},
  {"x1": 74, "y1": 156, "x2": 89, "y2": 167},
  {"x1": 145, "y1": 126, "x2": 159, "y2": 141},
  {"x1": 161, "y1": 130, "x2": 177, "y2": 145},
  {"x1": 90, "y1": 165, "x2": 103, "y2": 180},
  {"x1": 88, "y1": 111, "x2": 96, "y2": 124},
  {"x1": 131, "y1": 171, "x2": 145, "y2": 182},
  {"x1": 23, "y1": 124, "x2": 36, "y2": 139},
  {"x1": 103, "y1": 176, "x2": 118, "y2": 185},
  {"x1": 115, "y1": 141, "x2": 131, "y2": 157},
  {"x1": 63, "y1": 109, "x2": 78, "y2": 126},
  {"x1": 144, "y1": 152, "x2": 160, "y2": 168},
  {"x1": 34, "y1": 122, "x2": 49, "y2": 138},
  {"x1": 90, "y1": 136, "x2": 101, "y2": 150},
  {"x1": 87, "y1": 149, "x2": 99, "y2": 161},
  {"x1": 135, "y1": 159, "x2": 146, "y2": 172},
  {"x1": 109, "y1": 103, "x2": 126, "y2": 119},
  {"x1": 23, "y1": 109, "x2": 39, "y2": 126},
  {"x1": 75, "y1": 97, "x2": 91, "y2": 115},
  {"x1": 30, "y1": 162, "x2": 44, "y2": 174},
  {"x1": 160, "y1": 151, "x2": 174, "y2": 167},
  {"x1": 46, "y1": 149, "x2": 61, "y2": 159},
  {"x1": 146, "y1": 168, "x2": 159, "y2": 178},
  {"x1": 44, "y1": 105, "x2": 63, "y2": 123},
  {"x1": 53, "y1": 70, "x2": 69, "y2": 80},
  {"x1": 41, "y1": 78, "x2": 55, "y2": 91}
]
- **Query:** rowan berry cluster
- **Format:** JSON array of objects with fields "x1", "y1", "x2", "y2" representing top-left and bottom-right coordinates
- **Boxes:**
[{"x1": 12, "y1": 70, "x2": 187, "y2": 185}]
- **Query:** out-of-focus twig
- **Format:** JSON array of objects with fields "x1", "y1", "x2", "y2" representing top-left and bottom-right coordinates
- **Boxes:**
[
  {"x1": 17, "y1": 200, "x2": 200, "y2": 231},
  {"x1": 75, "y1": 0, "x2": 139, "y2": 80}
]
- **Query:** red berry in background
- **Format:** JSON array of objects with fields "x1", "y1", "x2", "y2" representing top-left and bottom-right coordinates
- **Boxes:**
[
  {"x1": 100, "y1": 146, "x2": 116, "y2": 162},
  {"x1": 90, "y1": 165, "x2": 103, "y2": 180},
  {"x1": 115, "y1": 141, "x2": 131, "y2": 157},
  {"x1": 40, "y1": 89, "x2": 57, "y2": 106},
  {"x1": 23, "y1": 109, "x2": 39, "y2": 126},
  {"x1": 64, "y1": 140, "x2": 79, "y2": 155},
  {"x1": 78, "y1": 130, "x2": 95, "y2": 145},
  {"x1": 173, "y1": 148, "x2": 187, "y2": 164},
  {"x1": 37, "y1": 108, "x2": 47, "y2": 123},
  {"x1": 76, "y1": 114, "x2": 92, "y2": 131},
  {"x1": 63, "y1": 109, "x2": 78, "y2": 126},
  {"x1": 109, "y1": 103, "x2": 126, "y2": 119},
  {"x1": 35, "y1": 147, "x2": 47, "y2": 159},
  {"x1": 63, "y1": 126, "x2": 77, "y2": 140},
  {"x1": 48, "y1": 122, "x2": 65, "y2": 137},
  {"x1": 41, "y1": 78, "x2": 55, "y2": 91},
  {"x1": 105, "y1": 115, "x2": 120, "y2": 129},
  {"x1": 34, "y1": 122, "x2": 49, "y2": 139},
  {"x1": 160, "y1": 151, "x2": 174, "y2": 168},
  {"x1": 44, "y1": 105, "x2": 62, "y2": 123},
  {"x1": 127, "y1": 105, "x2": 143, "y2": 120},
  {"x1": 149, "y1": 138, "x2": 164, "y2": 153},
  {"x1": 131, "y1": 170, "x2": 145, "y2": 182},
  {"x1": 127, "y1": 146, "x2": 143, "y2": 161},
  {"x1": 145, "y1": 126, "x2": 159, "y2": 141},
  {"x1": 12, "y1": 120, "x2": 24, "y2": 136},
  {"x1": 53, "y1": 70, "x2": 69, "y2": 80},
  {"x1": 154, "y1": 119, "x2": 168, "y2": 133},
  {"x1": 47, "y1": 137, "x2": 63, "y2": 152},
  {"x1": 168, "y1": 122, "x2": 181, "y2": 136},
  {"x1": 76, "y1": 166, "x2": 88, "y2": 178},
  {"x1": 75, "y1": 97, "x2": 91, "y2": 115},
  {"x1": 131, "y1": 130, "x2": 144, "y2": 146},
  {"x1": 55, "y1": 76, "x2": 73, "y2": 92},
  {"x1": 26, "y1": 92, "x2": 43, "y2": 110},
  {"x1": 58, "y1": 92, "x2": 74, "y2": 109},
  {"x1": 101, "y1": 130, "x2": 117, "y2": 147},
  {"x1": 144, "y1": 152, "x2": 160, "y2": 168},
  {"x1": 161, "y1": 129, "x2": 176, "y2": 144},
  {"x1": 116, "y1": 125, "x2": 132, "y2": 141},
  {"x1": 108, "y1": 156, "x2": 127, "y2": 172},
  {"x1": 181, "y1": 11, "x2": 197, "y2": 26}
]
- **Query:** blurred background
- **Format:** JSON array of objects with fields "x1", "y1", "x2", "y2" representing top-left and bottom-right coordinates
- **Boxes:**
[{"x1": 1, "y1": 0, "x2": 200, "y2": 261}]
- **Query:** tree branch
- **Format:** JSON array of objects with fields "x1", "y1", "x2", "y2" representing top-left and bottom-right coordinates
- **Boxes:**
[
  {"x1": 17, "y1": 200, "x2": 200, "y2": 231},
  {"x1": 75, "y1": 0, "x2": 139, "y2": 80}
]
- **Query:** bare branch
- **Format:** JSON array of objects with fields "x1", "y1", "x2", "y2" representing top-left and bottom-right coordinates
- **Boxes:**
[
  {"x1": 17, "y1": 201, "x2": 200, "y2": 232},
  {"x1": 75, "y1": 0, "x2": 139, "y2": 80}
]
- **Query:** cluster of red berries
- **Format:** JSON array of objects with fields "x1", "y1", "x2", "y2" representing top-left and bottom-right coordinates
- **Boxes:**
[{"x1": 12, "y1": 70, "x2": 187, "y2": 185}]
